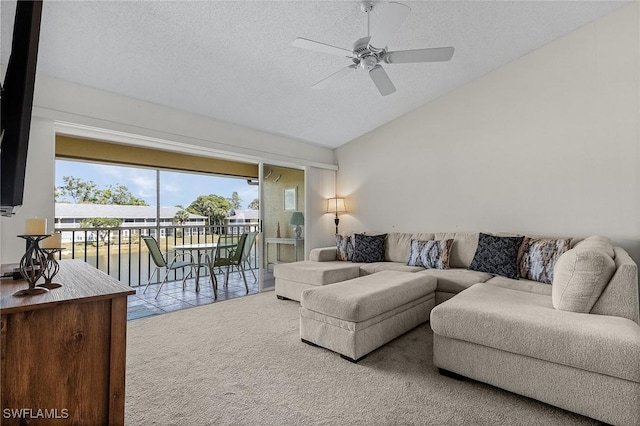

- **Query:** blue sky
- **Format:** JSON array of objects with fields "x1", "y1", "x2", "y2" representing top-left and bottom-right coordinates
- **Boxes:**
[{"x1": 55, "y1": 160, "x2": 259, "y2": 209}]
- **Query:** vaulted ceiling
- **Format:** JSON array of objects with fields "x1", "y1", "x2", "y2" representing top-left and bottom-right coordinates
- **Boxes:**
[{"x1": 0, "y1": 1, "x2": 628, "y2": 148}]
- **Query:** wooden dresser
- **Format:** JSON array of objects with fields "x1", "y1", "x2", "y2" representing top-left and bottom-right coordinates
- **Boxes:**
[{"x1": 1, "y1": 260, "x2": 135, "y2": 425}]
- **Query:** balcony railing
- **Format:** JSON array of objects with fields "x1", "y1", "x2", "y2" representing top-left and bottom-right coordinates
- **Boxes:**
[{"x1": 55, "y1": 223, "x2": 260, "y2": 287}]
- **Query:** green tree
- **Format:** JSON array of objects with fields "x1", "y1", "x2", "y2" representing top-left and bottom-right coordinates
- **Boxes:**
[
  {"x1": 173, "y1": 205, "x2": 190, "y2": 225},
  {"x1": 80, "y1": 217, "x2": 122, "y2": 244},
  {"x1": 57, "y1": 176, "x2": 100, "y2": 203},
  {"x1": 187, "y1": 194, "x2": 232, "y2": 227},
  {"x1": 54, "y1": 187, "x2": 64, "y2": 203},
  {"x1": 248, "y1": 198, "x2": 259, "y2": 210},
  {"x1": 228, "y1": 192, "x2": 242, "y2": 210},
  {"x1": 99, "y1": 184, "x2": 147, "y2": 206},
  {"x1": 56, "y1": 176, "x2": 147, "y2": 206},
  {"x1": 172, "y1": 205, "x2": 191, "y2": 238}
]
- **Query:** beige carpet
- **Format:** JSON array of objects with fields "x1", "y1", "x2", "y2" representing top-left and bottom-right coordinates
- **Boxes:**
[{"x1": 125, "y1": 291, "x2": 598, "y2": 425}]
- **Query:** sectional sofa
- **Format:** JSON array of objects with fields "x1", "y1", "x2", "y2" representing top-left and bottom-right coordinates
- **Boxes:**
[{"x1": 273, "y1": 232, "x2": 640, "y2": 426}]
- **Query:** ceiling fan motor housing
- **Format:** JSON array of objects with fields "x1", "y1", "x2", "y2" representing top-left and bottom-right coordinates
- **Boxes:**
[{"x1": 352, "y1": 36, "x2": 383, "y2": 70}]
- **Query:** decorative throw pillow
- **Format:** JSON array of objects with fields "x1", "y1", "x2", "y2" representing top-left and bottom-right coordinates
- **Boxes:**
[
  {"x1": 407, "y1": 240, "x2": 427, "y2": 267},
  {"x1": 335, "y1": 234, "x2": 354, "y2": 261},
  {"x1": 407, "y1": 239, "x2": 453, "y2": 269},
  {"x1": 519, "y1": 238, "x2": 571, "y2": 284},
  {"x1": 468, "y1": 233, "x2": 524, "y2": 279},
  {"x1": 352, "y1": 233, "x2": 386, "y2": 263}
]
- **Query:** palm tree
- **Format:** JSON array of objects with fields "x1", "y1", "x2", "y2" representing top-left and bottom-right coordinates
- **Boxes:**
[
  {"x1": 173, "y1": 205, "x2": 191, "y2": 225},
  {"x1": 173, "y1": 205, "x2": 191, "y2": 238}
]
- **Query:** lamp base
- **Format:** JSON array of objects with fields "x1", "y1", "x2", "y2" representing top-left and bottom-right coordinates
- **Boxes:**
[
  {"x1": 334, "y1": 216, "x2": 340, "y2": 235},
  {"x1": 294, "y1": 225, "x2": 302, "y2": 239}
]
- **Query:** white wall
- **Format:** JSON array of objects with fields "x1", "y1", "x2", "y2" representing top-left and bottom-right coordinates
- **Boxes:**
[
  {"x1": 0, "y1": 74, "x2": 336, "y2": 264},
  {"x1": 0, "y1": 118, "x2": 56, "y2": 263},
  {"x1": 304, "y1": 166, "x2": 337, "y2": 258},
  {"x1": 336, "y1": 4, "x2": 640, "y2": 262},
  {"x1": 34, "y1": 74, "x2": 335, "y2": 168}
]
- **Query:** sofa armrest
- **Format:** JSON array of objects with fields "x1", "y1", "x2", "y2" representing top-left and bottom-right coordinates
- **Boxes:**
[{"x1": 309, "y1": 247, "x2": 337, "y2": 262}]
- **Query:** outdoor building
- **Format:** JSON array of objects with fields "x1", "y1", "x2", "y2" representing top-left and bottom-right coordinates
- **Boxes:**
[
  {"x1": 224, "y1": 209, "x2": 259, "y2": 234},
  {"x1": 54, "y1": 203, "x2": 207, "y2": 242}
]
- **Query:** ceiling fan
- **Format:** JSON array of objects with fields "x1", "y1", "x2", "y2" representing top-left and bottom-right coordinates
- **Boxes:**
[{"x1": 293, "y1": 1, "x2": 454, "y2": 96}]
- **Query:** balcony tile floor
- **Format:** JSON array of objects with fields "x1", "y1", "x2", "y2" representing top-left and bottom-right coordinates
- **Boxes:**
[{"x1": 127, "y1": 269, "x2": 261, "y2": 321}]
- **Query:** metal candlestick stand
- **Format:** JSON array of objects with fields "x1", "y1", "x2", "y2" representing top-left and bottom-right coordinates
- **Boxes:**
[
  {"x1": 38, "y1": 248, "x2": 64, "y2": 290},
  {"x1": 14, "y1": 235, "x2": 50, "y2": 297}
]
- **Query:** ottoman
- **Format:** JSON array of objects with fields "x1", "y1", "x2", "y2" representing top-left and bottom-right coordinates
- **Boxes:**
[
  {"x1": 274, "y1": 260, "x2": 362, "y2": 301},
  {"x1": 300, "y1": 271, "x2": 437, "y2": 362}
]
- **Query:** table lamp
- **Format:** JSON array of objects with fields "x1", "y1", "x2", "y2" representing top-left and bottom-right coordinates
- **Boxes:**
[
  {"x1": 327, "y1": 198, "x2": 346, "y2": 234},
  {"x1": 290, "y1": 212, "x2": 304, "y2": 239}
]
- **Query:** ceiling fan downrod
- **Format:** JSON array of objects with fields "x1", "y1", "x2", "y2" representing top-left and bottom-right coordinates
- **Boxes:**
[{"x1": 360, "y1": 2, "x2": 374, "y2": 37}]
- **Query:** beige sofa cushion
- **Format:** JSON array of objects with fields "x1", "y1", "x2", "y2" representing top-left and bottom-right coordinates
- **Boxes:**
[
  {"x1": 301, "y1": 293, "x2": 434, "y2": 332},
  {"x1": 573, "y1": 235, "x2": 615, "y2": 258},
  {"x1": 385, "y1": 232, "x2": 434, "y2": 263},
  {"x1": 552, "y1": 248, "x2": 616, "y2": 313},
  {"x1": 359, "y1": 262, "x2": 424, "y2": 276},
  {"x1": 301, "y1": 271, "x2": 436, "y2": 323},
  {"x1": 309, "y1": 247, "x2": 337, "y2": 262},
  {"x1": 591, "y1": 247, "x2": 640, "y2": 323},
  {"x1": 273, "y1": 261, "x2": 361, "y2": 286},
  {"x1": 430, "y1": 283, "x2": 640, "y2": 383},
  {"x1": 485, "y1": 275, "x2": 552, "y2": 296},
  {"x1": 417, "y1": 268, "x2": 492, "y2": 294},
  {"x1": 435, "y1": 232, "x2": 479, "y2": 268}
]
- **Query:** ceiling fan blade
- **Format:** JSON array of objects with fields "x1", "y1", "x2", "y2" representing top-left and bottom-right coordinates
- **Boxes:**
[
  {"x1": 312, "y1": 65, "x2": 357, "y2": 90},
  {"x1": 384, "y1": 47, "x2": 455, "y2": 64},
  {"x1": 369, "y1": 65, "x2": 396, "y2": 96},
  {"x1": 293, "y1": 37, "x2": 353, "y2": 58},
  {"x1": 367, "y1": 2, "x2": 411, "y2": 51}
]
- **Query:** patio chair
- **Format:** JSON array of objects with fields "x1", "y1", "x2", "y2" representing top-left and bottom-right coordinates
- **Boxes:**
[
  {"x1": 213, "y1": 233, "x2": 250, "y2": 294},
  {"x1": 240, "y1": 231, "x2": 258, "y2": 281},
  {"x1": 142, "y1": 236, "x2": 196, "y2": 298}
]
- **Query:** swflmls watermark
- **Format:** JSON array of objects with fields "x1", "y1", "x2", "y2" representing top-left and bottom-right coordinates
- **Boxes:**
[{"x1": 3, "y1": 408, "x2": 69, "y2": 419}]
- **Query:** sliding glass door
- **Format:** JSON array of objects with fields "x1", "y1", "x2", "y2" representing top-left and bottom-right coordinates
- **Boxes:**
[{"x1": 259, "y1": 163, "x2": 305, "y2": 292}]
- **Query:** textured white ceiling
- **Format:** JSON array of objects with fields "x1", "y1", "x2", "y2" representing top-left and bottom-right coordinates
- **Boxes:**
[{"x1": 0, "y1": 1, "x2": 628, "y2": 148}]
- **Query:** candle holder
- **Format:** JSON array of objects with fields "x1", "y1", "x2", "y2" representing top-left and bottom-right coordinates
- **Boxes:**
[
  {"x1": 38, "y1": 248, "x2": 63, "y2": 290},
  {"x1": 14, "y1": 235, "x2": 50, "y2": 297}
]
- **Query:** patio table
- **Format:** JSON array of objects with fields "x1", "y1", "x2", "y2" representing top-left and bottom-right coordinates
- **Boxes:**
[{"x1": 172, "y1": 242, "x2": 235, "y2": 298}]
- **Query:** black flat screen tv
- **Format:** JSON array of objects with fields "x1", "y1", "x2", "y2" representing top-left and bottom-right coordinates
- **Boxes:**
[{"x1": 0, "y1": 1, "x2": 43, "y2": 217}]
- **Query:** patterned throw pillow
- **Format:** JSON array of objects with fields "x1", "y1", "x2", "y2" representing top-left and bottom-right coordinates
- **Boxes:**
[
  {"x1": 519, "y1": 238, "x2": 571, "y2": 284},
  {"x1": 407, "y1": 239, "x2": 453, "y2": 269},
  {"x1": 468, "y1": 233, "x2": 524, "y2": 279},
  {"x1": 335, "y1": 234, "x2": 354, "y2": 261},
  {"x1": 352, "y1": 233, "x2": 386, "y2": 263}
]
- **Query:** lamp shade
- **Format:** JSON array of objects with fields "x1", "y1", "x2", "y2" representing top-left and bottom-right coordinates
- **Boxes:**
[
  {"x1": 289, "y1": 212, "x2": 305, "y2": 226},
  {"x1": 327, "y1": 198, "x2": 346, "y2": 214}
]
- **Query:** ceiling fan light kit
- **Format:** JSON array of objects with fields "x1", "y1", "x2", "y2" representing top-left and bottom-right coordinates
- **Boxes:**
[{"x1": 293, "y1": 1, "x2": 455, "y2": 96}]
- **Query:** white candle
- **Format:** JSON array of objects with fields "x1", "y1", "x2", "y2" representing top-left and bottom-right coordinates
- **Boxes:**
[
  {"x1": 24, "y1": 218, "x2": 47, "y2": 235},
  {"x1": 41, "y1": 232, "x2": 62, "y2": 249}
]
